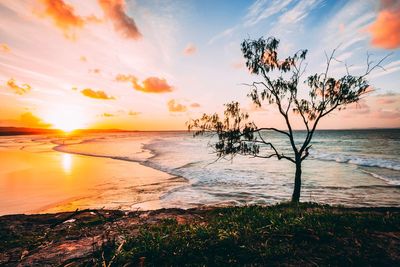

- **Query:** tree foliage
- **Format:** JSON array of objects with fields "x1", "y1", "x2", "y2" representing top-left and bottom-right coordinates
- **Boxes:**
[{"x1": 188, "y1": 36, "x2": 388, "y2": 202}]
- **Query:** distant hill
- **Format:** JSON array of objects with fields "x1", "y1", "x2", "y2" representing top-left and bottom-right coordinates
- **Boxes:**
[{"x1": 0, "y1": 127, "x2": 132, "y2": 136}]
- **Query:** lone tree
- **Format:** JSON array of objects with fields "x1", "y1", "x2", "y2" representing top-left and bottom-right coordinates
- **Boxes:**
[{"x1": 188, "y1": 37, "x2": 389, "y2": 203}]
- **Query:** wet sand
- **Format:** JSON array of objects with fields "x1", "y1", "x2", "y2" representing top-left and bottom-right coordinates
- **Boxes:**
[{"x1": 0, "y1": 146, "x2": 186, "y2": 215}]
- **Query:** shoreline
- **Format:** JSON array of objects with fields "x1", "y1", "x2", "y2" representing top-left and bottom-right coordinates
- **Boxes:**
[
  {"x1": 0, "y1": 143, "x2": 189, "y2": 216},
  {"x1": 1, "y1": 203, "x2": 399, "y2": 266},
  {"x1": 1, "y1": 132, "x2": 400, "y2": 215}
]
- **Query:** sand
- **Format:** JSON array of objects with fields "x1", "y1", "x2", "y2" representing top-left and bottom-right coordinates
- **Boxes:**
[{"x1": 0, "y1": 145, "x2": 186, "y2": 215}]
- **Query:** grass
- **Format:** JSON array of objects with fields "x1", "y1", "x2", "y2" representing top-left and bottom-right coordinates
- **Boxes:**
[
  {"x1": 1, "y1": 203, "x2": 399, "y2": 266},
  {"x1": 97, "y1": 203, "x2": 400, "y2": 266}
]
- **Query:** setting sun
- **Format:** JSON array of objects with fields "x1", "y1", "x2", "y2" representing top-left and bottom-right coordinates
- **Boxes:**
[{"x1": 41, "y1": 107, "x2": 89, "y2": 132}]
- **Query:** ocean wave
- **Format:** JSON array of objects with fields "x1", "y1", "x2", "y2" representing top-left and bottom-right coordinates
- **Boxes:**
[
  {"x1": 310, "y1": 151, "x2": 400, "y2": 171},
  {"x1": 54, "y1": 143, "x2": 149, "y2": 163},
  {"x1": 360, "y1": 170, "x2": 400, "y2": 186}
]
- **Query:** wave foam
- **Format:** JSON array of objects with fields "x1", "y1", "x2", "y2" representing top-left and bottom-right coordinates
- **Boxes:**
[
  {"x1": 310, "y1": 151, "x2": 400, "y2": 171},
  {"x1": 360, "y1": 170, "x2": 400, "y2": 186}
]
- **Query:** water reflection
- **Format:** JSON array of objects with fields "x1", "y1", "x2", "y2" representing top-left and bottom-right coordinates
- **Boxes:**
[{"x1": 62, "y1": 153, "x2": 72, "y2": 174}]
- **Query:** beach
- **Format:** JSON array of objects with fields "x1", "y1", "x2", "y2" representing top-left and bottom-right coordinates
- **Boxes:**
[
  {"x1": 0, "y1": 129, "x2": 400, "y2": 215},
  {"x1": 0, "y1": 134, "x2": 186, "y2": 215}
]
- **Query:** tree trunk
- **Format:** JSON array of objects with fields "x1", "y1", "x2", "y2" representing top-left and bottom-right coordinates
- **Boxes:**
[{"x1": 291, "y1": 161, "x2": 302, "y2": 203}]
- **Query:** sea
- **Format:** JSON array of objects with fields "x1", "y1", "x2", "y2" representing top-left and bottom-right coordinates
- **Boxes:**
[{"x1": 0, "y1": 129, "x2": 399, "y2": 214}]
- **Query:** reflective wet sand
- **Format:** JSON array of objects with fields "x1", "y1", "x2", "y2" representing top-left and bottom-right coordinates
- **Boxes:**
[{"x1": 0, "y1": 146, "x2": 186, "y2": 215}]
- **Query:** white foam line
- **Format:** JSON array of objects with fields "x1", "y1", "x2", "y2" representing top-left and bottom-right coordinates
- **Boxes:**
[{"x1": 361, "y1": 170, "x2": 400, "y2": 186}]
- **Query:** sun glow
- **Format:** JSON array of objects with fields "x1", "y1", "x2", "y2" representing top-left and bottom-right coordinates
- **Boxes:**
[
  {"x1": 41, "y1": 107, "x2": 89, "y2": 132},
  {"x1": 61, "y1": 153, "x2": 72, "y2": 174}
]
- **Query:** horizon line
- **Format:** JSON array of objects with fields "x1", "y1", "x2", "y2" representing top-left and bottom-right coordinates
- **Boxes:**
[{"x1": 1, "y1": 126, "x2": 400, "y2": 133}]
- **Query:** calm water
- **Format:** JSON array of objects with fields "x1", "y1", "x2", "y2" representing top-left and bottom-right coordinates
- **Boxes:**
[{"x1": 1, "y1": 129, "x2": 399, "y2": 213}]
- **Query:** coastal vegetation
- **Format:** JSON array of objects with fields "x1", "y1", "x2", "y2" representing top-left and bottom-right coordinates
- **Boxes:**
[
  {"x1": 188, "y1": 37, "x2": 389, "y2": 203},
  {"x1": 1, "y1": 203, "x2": 399, "y2": 266}
]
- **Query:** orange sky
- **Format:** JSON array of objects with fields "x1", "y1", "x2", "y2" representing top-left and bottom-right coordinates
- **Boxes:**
[{"x1": 0, "y1": 0, "x2": 399, "y2": 131}]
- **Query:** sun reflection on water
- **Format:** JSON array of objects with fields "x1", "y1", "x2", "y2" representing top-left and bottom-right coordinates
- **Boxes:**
[{"x1": 62, "y1": 153, "x2": 72, "y2": 174}]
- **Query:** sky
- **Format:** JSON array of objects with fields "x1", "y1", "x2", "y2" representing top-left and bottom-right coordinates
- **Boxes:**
[{"x1": 0, "y1": 0, "x2": 399, "y2": 131}]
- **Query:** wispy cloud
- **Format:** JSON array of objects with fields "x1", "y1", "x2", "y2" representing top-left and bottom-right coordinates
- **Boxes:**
[
  {"x1": 244, "y1": 0, "x2": 293, "y2": 27},
  {"x1": 369, "y1": 60, "x2": 400, "y2": 79},
  {"x1": 209, "y1": 0, "x2": 321, "y2": 44},
  {"x1": 277, "y1": 0, "x2": 321, "y2": 25},
  {"x1": 208, "y1": 26, "x2": 236, "y2": 45},
  {"x1": 376, "y1": 92, "x2": 400, "y2": 105},
  {"x1": 321, "y1": 1, "x2": 375, "y2": 51}
]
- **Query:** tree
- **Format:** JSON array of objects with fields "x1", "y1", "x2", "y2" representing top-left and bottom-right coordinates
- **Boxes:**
[{"x1": 188, "y1": 37, "x2": 389, "y2": 203}]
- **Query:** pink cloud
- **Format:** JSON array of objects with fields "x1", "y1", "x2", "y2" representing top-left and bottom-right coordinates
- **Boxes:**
[
  {"x1": 116, "y1": 74, "x2": 174, "y2": 93},
  {"x1": 369, "y1": 0, "x2": 400, "y2": 49},
  {"x1": 98, "y1": 0, "x2": 142, "y2": 40},
  {"x1": 190, "y1": 102, "x2": 201, "y2": 108},
  {"x1": 38, "y1": 0, "x2": 85, "y2": 39},
  {"x1": 183, "y1": 43, "x2": 197, "y2": 55}
]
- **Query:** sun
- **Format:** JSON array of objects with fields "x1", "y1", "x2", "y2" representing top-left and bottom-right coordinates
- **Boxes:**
[{"x1": 41, "y1": 107, "x2": 88, "y2": 133}]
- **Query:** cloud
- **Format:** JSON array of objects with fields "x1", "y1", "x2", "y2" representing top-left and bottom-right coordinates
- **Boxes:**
[
  {"x1": 209, "y1": 0, "x2": 320, "y2": 45},
  {"x1": 372, "y1": 108, "x2": 400, "y2": 119},
  {"x1": 208, "y1": 26, "x2": 236, "y2": 44},
  {"x1": 89, "y1": 68, "x2": 101, "y2": 74},
  {"x1": 183, "y1": 43, "x2": 197, "y2": 55},
  {"x1": 5, "y1": 79, "x2": 31, "y2": 95},
  {"x1": 376, "y1": 92, "x2": 400, "y2": 105},
  {"x1": 277, "y1": 0, "x2": 321, "y2": 25},
  {"x1": 98, "y1": 0, "x2": 142, "y2": 40},
  {"x1": 128, "y1": 110, "x2": 141, "y2": 116},
  {"x1": 80, "y1": 88, "x2": 115, "y2": 100},
  {"x1": 80, "y1": 56, "x2": 87, "y2": 62},
  {"x1": 38, "y1": 0, "x2": 85, "y2": 39},
  {"x1": 167, "y1": 99, "x2": 187, "y2": 112},
  {"x1": 231, "y1": 61, "x2": 245, "y2": 69},
  {"x1": 0, "y1": 43, "x2": 11, "y2": 53},
  {"x1": 116, "y1": 74, "x2": 174, "y2": 93},
  {"x1": 369, "y1": 0, "x2": 400, "y2": 49},
  {"x1": 377, "y1": 98, "x2": 396, "y2": 105},
  {"x1": 369, "y1": 60, "x2": 400, "y2": 79},
  {"x1": 340, "y1": 94, "x2": 400, "y2": 122},
  {"x1": 115, "y1": 74, "x2": 136, "y2": 82},
  {"x1": 344, "y1": 99, "x2": 371, "y2": 114},
  {"x1": 134, "y1": 77, "x2": 173, "y2": 93},
  {"x1": 102, "y1": 113, "x2": 115, "y2": 117},
  {"x1": 20, "y1": 112, "x2": 51, "y2": 128},
  {"x1": 190, "y1": 103, "x2": 201, "y2": 108},
  {"x1": 244, "y1": 0, "x2": 293, "y2": 26}
]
